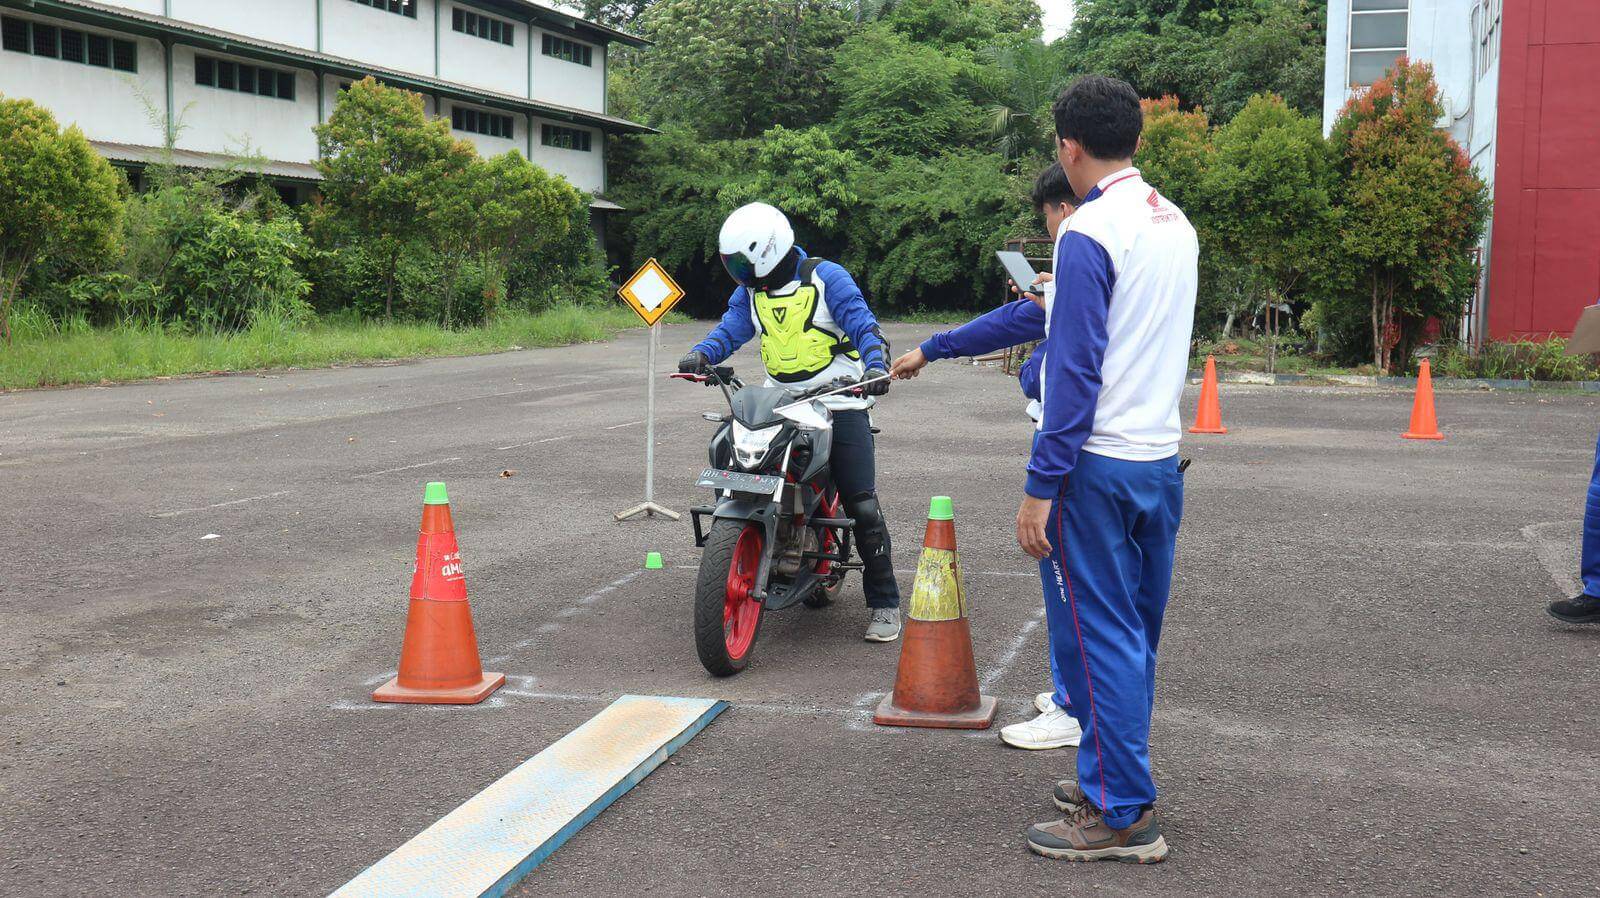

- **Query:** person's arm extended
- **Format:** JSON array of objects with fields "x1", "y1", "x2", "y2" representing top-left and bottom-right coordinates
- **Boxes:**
[
  {"x1": 816, "y1": 262, "x2": 888, "y2": 371},
  {"x1": 691, "y1": 286, "x2": 756, "y2": 364},
  {"x1": 1025, "y1": 232, "x2": 1113, "y2": 500},
  {"x1": 1018, "y1": 350, "x2": 1041, "y2": 401},
  {"x1": 920, "y1": 300, "x2": 1046, "y2": 362}
]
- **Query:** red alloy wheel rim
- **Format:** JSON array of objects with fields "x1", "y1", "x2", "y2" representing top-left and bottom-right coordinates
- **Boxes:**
[{"x1": 724, "y1": 526, "x2": 763, "y2": 659}]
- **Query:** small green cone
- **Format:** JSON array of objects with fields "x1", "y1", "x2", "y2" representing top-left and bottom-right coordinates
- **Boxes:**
[
  {"x1": 645, "y1": 551, "x2": 664, "y2": 570},
  {"x1": 423, "y1": 482, "x2": 450, "y2": 505},
  {"x1": 928, "y1": 496, "x2": 954, "y2": 521}
]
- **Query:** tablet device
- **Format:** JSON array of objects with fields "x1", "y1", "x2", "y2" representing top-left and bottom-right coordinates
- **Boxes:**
[{"x1": 996, "y1": 251, "x2": 1042, "y2": 297}]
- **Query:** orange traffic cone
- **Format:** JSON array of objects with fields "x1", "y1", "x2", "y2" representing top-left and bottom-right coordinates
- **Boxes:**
[
  {"x1": 1189, "y1": 356, "x2": 1227, "y2": 434},
  {"x1": 372, "y1": 482, "x2": 505, "y2": 704},
  {"x1": 1403, "y1": 358, "x2": 1445, "y2": 440},
  {"x1": 874, "y1": 497, "x2": 997, "y2": 729}
]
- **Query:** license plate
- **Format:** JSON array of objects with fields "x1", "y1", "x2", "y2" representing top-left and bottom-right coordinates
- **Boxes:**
[{"x1": 696, "y1": 468, "x2": 784, "y2": 496}]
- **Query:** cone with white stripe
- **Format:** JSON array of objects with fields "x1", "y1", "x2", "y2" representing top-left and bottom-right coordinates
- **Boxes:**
[{"x1": 874, "y1": 496, "x2": 997, "y2": 729}]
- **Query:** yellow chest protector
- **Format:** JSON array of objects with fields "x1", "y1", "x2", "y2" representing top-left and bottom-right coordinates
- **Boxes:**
[{"x1": 752, "y1": 259, "x2": 858, "y2": 383}]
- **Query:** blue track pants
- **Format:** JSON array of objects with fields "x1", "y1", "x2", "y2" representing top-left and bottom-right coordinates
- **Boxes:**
[
  {"x1": 1583, "y1": 429, "x2": 1600, "y2": 598},
  {"x1": 1039, "y1": 450, "x2": 1183, "y2": 829}
]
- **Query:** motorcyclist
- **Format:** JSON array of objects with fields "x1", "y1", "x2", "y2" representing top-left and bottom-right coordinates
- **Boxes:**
[{"x1": 678, "y1": 202, "x2": 903, "y2": 642}]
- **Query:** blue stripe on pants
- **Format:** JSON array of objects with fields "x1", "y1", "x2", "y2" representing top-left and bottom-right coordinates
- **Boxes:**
[
  {"x1": 1583, "y1": 428, "x2": 1600, "y2": 598},
  {"x1": 1039, "y1": 450, "x2": 1183, "y2": 830}
]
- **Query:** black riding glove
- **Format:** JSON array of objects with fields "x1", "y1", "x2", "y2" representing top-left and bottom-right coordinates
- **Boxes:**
[
  {"x1": 861, "y1": 367, "x2": 891, "y2": 396},
  {"x1": 678, "y1": 351, "x2": 709, "y2": 375}
]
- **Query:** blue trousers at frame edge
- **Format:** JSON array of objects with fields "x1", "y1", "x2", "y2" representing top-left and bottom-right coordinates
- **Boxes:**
[
  {"x1": 1582, "y1": 428, "x2": 1600, "y2": 598},
  {"x1": 1038, "y1": 450, "x2": 1183, "y2": 829}
]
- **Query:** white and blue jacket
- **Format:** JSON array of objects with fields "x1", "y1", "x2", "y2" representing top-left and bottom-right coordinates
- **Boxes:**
[{"x1": 1025, "y1": 167, "x2": 1199, "y2": 499}]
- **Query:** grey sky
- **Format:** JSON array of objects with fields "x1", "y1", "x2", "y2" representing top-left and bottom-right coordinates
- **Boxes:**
[{"x1": 1038, "y1": 0, "x2": 1073, "y2": 40}]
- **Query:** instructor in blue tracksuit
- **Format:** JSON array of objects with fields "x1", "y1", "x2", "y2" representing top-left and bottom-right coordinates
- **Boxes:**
[
  {"x1": 678, "y1": 202, "x2": 903, "y2": 643},
  {"x1": 1016, "y1": 76, "x2": 1198, "y2": 864}
]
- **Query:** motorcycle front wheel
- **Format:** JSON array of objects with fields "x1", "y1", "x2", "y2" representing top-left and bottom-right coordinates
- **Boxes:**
[{"x1": 694, "y1": 520, "x2": 765, "y2": 676}]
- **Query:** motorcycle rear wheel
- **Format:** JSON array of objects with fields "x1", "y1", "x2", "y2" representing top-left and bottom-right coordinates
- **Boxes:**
[{"x1": 695, "y1": 520, "x2": 765, "y2": 676}]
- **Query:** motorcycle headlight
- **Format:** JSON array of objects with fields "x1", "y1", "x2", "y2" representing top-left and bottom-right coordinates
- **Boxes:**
[{"x1": 731, "y1": 421, "x2": 781, "y2": 468}]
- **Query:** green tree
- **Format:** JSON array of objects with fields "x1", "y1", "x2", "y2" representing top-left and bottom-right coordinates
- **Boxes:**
[
  {"x1": 0, "y1": 97, "x2": 123, "y2": 342},
  {"x1": 830, "y1": 25, "x2": 986, "y2": 157},
  {"x1": 1062, "y1": 0, "x2": 1325, "y2": 121},
  {"x1": 1135, "y1": 96, "x2": 1211, "y2": 212},
  {"x1": 469, "y1": 152, "x2": 585, "y2": 312},
  {"x1": 879, "y1": 0, "x2": 1042, "y2": 48},
  {"x1": 844, "y1": 151, "x2": 1021, "y2": 311},
  {"x1": 634, "y1": 0, "x2": 853, "y2": 139},
  {"x1": 975, "y1": 39, "x2": 1070, "y2": 167},
  {"x1": 314, "y1": 78, "x2": 472, "y2": 319},
  {"x1": 1329, "y1": 59, "x2": 1489, "y2": 372},
  {"x1": 1203, "y1": 93, "x2": 1333, "y2": 369},
  {"x1": 721, "y1": 126, "x2": 860, "y2": 246},
  {"x1": 1205, "y1": 1, "x2": 1324, "y2": 121}
]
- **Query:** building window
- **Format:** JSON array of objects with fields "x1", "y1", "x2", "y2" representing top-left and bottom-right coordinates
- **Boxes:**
[
  {"x1": 196, "y1": 54, "x2": 297, "y2": 101},
  {"x1": 541, "y1": 33, "x2": 593, "y2": 67},
  {"x1": 1347, "y1": 0, "x2": 1407, "y2": 88},
  {"x1": 1, "y1": 16, "x2": 136, "y2": 72},
  {"x1": 541, "y1": 124, "x2": 592, "y2": 152},
  {"x1": 452, "y1": 107, "x2": 514, "y2": 139},
  {"x1": 349, "y1": 0, "x2": 417, "y2": 19},
  {"x1": 453, "y1": 8, "x2": 513, "y2": 46},
  {"x1": 1475, "y1": 0, "x2": 1500, "y2": 75}
]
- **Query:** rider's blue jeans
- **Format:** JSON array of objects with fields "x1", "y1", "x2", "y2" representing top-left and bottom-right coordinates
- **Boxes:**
[{"x1": 831, "y1": 409, "x2": 900, "y2": 610}]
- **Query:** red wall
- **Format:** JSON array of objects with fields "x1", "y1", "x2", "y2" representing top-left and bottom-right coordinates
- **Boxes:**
[{"x1": 1486, "y1": 0, "x2": 1600, "y2": 339}]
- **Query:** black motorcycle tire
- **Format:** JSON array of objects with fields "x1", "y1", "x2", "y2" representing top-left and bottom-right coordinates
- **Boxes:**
[{"x1": 694, "y1": 520, "x2": 765, "y2": 676}]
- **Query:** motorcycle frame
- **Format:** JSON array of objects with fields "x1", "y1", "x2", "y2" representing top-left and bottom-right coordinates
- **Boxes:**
[{"x1": 680, "y1": 368, "x2": 861, "y2": 610}]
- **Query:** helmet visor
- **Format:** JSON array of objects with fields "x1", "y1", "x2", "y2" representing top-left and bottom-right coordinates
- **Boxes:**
[{"x1": 720, "y1": 252, "x2": 758, "y2": 287}]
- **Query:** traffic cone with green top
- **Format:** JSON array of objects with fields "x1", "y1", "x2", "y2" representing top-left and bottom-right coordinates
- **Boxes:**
[
  {"x1": 645, "y1": 552, "x2": 664, "y2": 570},
  {"x1": 372, "y1": 482, "x2": 504, "y2": 704},
  {"x1": 874, "y1": 496, "x2": 997, "y2": 729}
]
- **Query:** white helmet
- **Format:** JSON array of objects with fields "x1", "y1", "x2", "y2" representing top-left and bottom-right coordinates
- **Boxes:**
[{"x1": 718, "y1": 202, "x2": 795, "y2": 287}]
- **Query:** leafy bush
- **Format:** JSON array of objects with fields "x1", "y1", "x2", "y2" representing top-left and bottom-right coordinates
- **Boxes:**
[
  {"x1": 1431, "y1": 339, "x2": 1600, "y2": 382},
  {"x1": 0, "y1": 96, "x2": 124, "y2": 341}
]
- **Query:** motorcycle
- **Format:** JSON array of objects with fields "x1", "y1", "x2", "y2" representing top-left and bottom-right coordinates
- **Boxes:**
[{"x1": 673, "y1": 366, "x2": 876, "y2": 676}]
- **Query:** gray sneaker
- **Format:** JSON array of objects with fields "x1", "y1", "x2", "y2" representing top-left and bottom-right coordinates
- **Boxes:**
[{"x1": 864, "y1": 607, "x2": 902, "y2": 642}]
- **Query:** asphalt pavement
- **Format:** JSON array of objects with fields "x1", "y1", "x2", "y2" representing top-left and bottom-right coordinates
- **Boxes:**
[{"x1": 2, "y1": 323, "x2": 1597, "y2": 897}]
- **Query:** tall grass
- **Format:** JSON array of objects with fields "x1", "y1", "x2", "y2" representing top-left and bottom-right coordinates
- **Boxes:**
[
  {"x1": 1431, "y1": 337, "x2": 1600, "y2": 382},
  {"x1": 0, "y1": 305, "x2": 679, "y2": 391}
]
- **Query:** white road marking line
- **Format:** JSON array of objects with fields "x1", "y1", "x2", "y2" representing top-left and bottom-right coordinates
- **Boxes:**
[
  {"x1": 151, "y1": 489, "x2": 293, "y2": 518},
  {"x1": 605, "y1": 419, "x2": 645, "y2": 430},
  {"x1": 1521, "y1": 521, "x2": 1583, "y2": 597},
  {"x1": 979, "y1": 607, "x2": 1047, "y2": 692},
  {"x1": 496, "y1": 435, "x2": 571, "y2": 451},
  {"x1": 353, "y1": 457, "x2": 462, "y2": 479}
]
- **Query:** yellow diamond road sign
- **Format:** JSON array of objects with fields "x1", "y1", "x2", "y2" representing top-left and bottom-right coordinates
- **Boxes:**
[{"x1": 618, "y1": 258, "x2": 685, "y2": 327}]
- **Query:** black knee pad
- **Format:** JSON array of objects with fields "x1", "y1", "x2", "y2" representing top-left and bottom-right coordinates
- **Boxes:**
[{"x1": 845, "y1": 491, "x2": 892, "y2": 559}]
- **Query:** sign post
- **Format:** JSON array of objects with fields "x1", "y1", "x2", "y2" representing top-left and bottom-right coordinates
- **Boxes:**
[{"x1": 615, "y1": 259, "x2": 686, "y2": 522}]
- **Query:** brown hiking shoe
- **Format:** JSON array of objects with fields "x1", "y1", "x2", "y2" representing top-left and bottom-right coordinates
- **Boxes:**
[
  {"x1": 1053, "y1": 780, "x2": 1087, "y2": 813},
  {"x1": 1027, "y1": 804, "x2": 1169, "y2": 864}
]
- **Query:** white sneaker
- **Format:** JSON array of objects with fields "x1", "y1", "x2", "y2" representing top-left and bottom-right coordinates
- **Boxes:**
[
  {"x1": 1000, "y1": 703, "x2": 1082, "y2": 750},
  {"x1": 1034, "y1": 691, "x2": 1055, "y2": 715}
]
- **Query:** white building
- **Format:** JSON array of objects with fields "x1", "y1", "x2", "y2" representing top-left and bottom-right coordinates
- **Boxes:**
[{"x1": 0, "y1": 0, "x2": 650, "y2": 221}]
